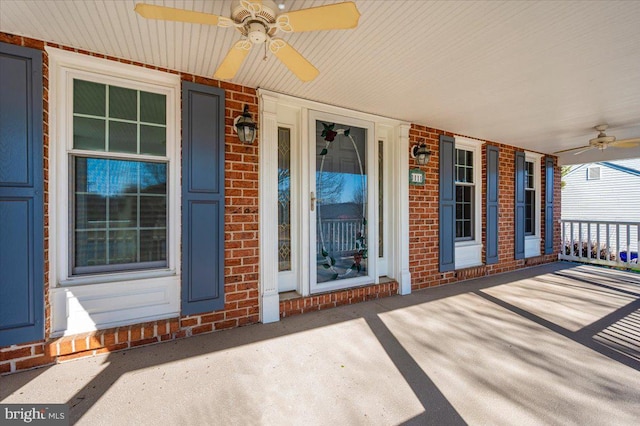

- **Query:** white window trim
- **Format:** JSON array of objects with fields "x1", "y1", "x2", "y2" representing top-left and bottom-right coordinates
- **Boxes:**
[
  {"x1": 258, "y1": 89, "x2": 411, "y2": 322},
  {"x1": 525, "y1": 151, "x2": 543, "y2": 258},
  {"x1": 454, "y1": 136, "x2": 484, "y2": 269},
  {"x1": 47, "y1": 47, "x2": 181, "y2": 336}
]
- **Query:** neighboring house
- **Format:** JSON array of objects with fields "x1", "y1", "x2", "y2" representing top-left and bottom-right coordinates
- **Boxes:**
[
  {"x1": 562, "y1": 159, "x2": 640, "y2": 222},
  {"x1": 561, "y1": 159, "x2": 640, "y2": 262},
  {"x1": 0, "y1": 34, "x2": 560, "y2": 374}
]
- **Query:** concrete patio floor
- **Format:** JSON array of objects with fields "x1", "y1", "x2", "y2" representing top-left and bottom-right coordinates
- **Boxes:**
[{"x1": 1, "y1": 262, "x2": 639, "y2": 425}]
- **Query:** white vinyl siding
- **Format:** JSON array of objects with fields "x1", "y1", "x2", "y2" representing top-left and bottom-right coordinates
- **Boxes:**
[{"x1": 562, "y1": 159, "x2": 640, "y2": 222}]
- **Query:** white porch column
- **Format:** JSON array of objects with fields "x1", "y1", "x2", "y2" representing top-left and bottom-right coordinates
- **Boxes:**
[
  {"x1": 258, "y1": 92, "x2": 280, "y2": 323},
  {"x1": 396, "y1": 124, "x2": 412, "y2": 295}
]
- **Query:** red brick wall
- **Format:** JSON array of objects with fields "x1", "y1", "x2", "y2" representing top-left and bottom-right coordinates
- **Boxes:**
[
  {"x1": 0, "y1": 32, "x2": 260, "y2": 374},
  {"x1": 408, "y1": 124, "x2": 559, "y2": 291},
  {"x1": 408, "y1": 126, "x2": 447, "y2": 287},
  {"x1": 280, "y1": 282, "x2": 398, "y2": 318}
]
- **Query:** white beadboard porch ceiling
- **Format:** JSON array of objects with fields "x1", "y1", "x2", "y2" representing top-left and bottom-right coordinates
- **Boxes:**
[{"x1": 2, "y1": 0, "x2": 640, "y2": 164}]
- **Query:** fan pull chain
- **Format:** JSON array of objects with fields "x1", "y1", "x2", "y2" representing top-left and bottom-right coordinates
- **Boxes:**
[{"x1": 263, "y1": 41, "x2": 268, "y2": 61}]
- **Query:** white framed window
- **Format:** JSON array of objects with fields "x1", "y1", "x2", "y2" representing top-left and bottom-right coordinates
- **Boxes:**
[
  {"x1": 587, "y1": 166, "x2": 601, "y2": 180},
  {"x1": 71, "y1": 79, "x2": 169, "y2": 275},
  {"x1": 524, "y1": 151, "x2": 543, "y2": 257},
  {"x1": 455, "y1": 147, "x2": 475, "y2": 241},
  {"x1": 47, "y1": 48, "x2": 180, "y2": 335},
  {"x1": 525, "y1": 160, "x2": 536, "y2": 236},
  {"x1": 454, "y1": 136, "x2": 483, "y2": 268}
]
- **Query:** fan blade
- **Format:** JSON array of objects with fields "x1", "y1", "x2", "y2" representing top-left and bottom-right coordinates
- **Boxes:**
[
  {"x1": 269, "y1": 38, "x2": 319, "y2": 82},
  {"x1": 214, "y1": 40, "x2": 252, "y2": 80},
  {"x1": 612, "y1": 138, "x2": 640, "y2": 148},
  {"x1": 572, "y1": 147, "x2": 594, "y2": 155},
  {"x1": 553, "y1": 145, "x2": 592, "y2": 154},
  {"x1": 275, "y1": 2, "x2": 360, "y2": 32},
  {"x1": 134, "y1": 3, "x2": 226, "y2": 26}
]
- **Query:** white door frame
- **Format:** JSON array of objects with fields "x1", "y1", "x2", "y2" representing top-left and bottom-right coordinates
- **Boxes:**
[{"x1": 258, "y1": 89, "x2": 412, "y2": 323}]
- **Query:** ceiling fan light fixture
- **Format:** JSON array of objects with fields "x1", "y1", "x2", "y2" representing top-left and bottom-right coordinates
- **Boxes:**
[{"x1": 247, "y1": 21, "x2": 268, "y2": 44}]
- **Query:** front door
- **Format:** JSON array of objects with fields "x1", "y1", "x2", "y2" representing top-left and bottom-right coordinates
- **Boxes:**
[{"x1": 309, "y1": 111, "x2": 375, "y2": 293}]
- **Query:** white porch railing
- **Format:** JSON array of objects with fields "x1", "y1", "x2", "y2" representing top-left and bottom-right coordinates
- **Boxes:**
[
  {"x1": 559, "y1": 219, "x2": 639, "y2": 270},
  {"x1": 317, "y1": 218, "x2": 364, "y2": 257}
]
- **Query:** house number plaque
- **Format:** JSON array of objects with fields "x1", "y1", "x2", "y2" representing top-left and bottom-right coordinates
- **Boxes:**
[{"x1": 409, "y1": 168, "x2": 425, "y2": 186}]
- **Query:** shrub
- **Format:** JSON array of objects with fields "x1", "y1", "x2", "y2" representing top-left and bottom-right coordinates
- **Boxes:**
[{"x1": 563, "y1": 240, "x2": 616, "y2": 261}]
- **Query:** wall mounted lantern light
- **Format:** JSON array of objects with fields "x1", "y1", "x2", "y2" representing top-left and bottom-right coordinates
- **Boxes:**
[
  {"x1": 234, "y1": 105, "x2": 257, "y2": 144},
  {"x1": 411, "y1": 142, "x2": 432, "y2": 165}
]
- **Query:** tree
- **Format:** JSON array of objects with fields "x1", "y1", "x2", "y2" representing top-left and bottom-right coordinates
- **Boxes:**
[
  {"x1": 561, "y1": 165, "x2": 571, "y2": 189},
  {"x1": 316, "y1": 171, "x2": 344, "y2": 204},
  {"x1": 350, "y1": 177, "x2": 366, "y2": 205}
]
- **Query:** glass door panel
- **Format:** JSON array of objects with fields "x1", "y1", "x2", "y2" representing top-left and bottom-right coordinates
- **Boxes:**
[
  {"x1": 278, "y1": 127, "x2": 292, "y2": 272},
  {"x1": 312, "y1": 117, "x2": 373, "y2": 292},
  {"x1": 278, "y1": 126, "x2": 297, "y2": 292}
]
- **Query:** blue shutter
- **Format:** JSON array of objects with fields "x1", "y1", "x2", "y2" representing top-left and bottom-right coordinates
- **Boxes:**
[
  {"x1": 514, "y1": 151, "x2": 526, "y2": 260},
  {"x1": 0, "y1": 42, "x2": 44, "y2": 346},
  {"x1": 439, "y1": 135, "x2": 455, "y2": 272},
  {"x1": 486, "y1": 145, "x2": 499, "y2": 264},
  {"x1": 544, "y1": 156, "x2": 555, "y2": 254},
  {"x1": 181, "y1": 82, "x2": 225, "y2": 315}
]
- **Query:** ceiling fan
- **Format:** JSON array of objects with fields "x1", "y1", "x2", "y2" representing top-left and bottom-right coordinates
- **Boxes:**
[
  {"x1": 134, "y1": 0, "x2": 360, "y2": 82},
  {"x1": 554, "y1": 124, "x2": 640, "y2": 155}
]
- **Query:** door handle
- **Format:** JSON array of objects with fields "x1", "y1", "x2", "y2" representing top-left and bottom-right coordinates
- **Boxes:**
[{"x1": 310, "y1": 191, "x2": 316, "y2": 211}]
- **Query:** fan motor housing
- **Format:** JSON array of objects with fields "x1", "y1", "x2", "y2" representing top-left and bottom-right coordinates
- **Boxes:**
[
  {"x1": 231, "y1": 0, "x2": 278, "y2": 38},
  {"x1": 590, "y1": 135, "x2": 616, "y2": 145},
  {"x1": 247, "y1": 21, "x2": 268, "y2": 44},
  {"x1": 231, "y1": 0, "x2": 278, "y2": 23}
]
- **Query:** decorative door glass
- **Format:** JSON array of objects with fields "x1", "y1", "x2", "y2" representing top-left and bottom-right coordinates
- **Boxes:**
[
  {"x1": 278, "y1": 127, "x2": 292, "y2": 272},
  {"x1": 378, "y1": 140, "x2": 384, "y2": 258},
  {"x1": 315, "y1": 121, "x2": 368, "y2": 284}
]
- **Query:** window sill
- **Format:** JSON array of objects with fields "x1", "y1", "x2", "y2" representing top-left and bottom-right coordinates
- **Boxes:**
[
  {"x1": 58, "y1": 268, "x2": 176, "y2": 287},
  {"x1": 455, "y1": 241, "x2": 483, "y2": 269},
  {"x1": 525, "y1": 236, "x2": 541, "y2": 258},
  {"x1": 52, "y1": 272, "x2": 180, "y2": 335},
  {"x1": 455, "y1": 240, "x2": 481, "y2": 248}
]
